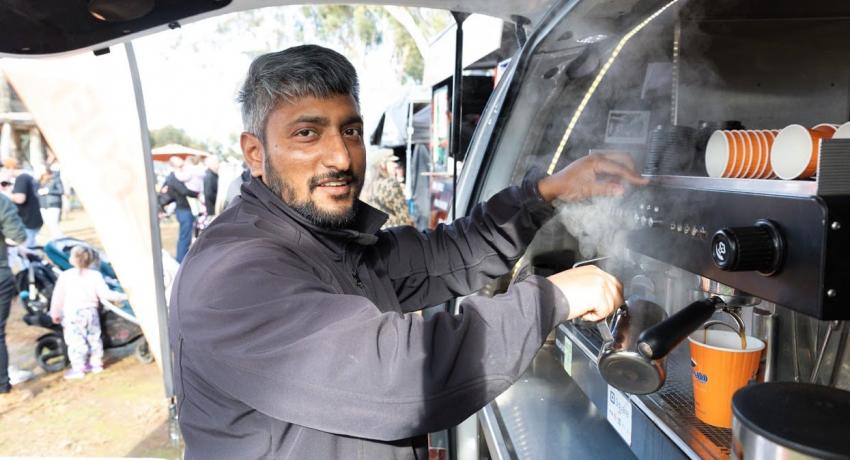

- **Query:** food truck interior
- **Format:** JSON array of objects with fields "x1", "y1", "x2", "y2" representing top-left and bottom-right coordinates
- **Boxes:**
[{"x1": 456, "y1": 0, "x2": 850, "y2": 458}]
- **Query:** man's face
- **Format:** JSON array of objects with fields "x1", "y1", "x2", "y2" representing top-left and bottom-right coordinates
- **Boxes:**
[{"x1": 244, "y1": 94, "x2": 366, "y2": 229}]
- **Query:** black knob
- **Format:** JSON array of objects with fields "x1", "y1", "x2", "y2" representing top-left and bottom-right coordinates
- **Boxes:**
[{"x1": 711, "y1": 219, "x2": 784, "y2": 275}]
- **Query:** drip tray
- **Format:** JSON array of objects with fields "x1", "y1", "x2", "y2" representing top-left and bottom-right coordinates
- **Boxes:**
[
  {"x1": 568, "y1": 323, "x2": 732, "y2": 459},
  {"x1": 642, "y1": 345, "x2": 732, "y2": 460}
]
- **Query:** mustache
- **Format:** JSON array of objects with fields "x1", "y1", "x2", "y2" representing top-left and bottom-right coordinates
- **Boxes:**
[{"x1": 308, "y1": 170, "x2": 358, "y2": 191}]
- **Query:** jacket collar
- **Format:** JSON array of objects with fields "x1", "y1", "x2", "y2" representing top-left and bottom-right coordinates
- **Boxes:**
[{"x1": 240, "y1": 173, "x2": 387, "y2": 253}]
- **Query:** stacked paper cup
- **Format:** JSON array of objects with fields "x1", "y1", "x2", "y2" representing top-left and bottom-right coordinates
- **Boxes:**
[
  {"x1": 705, "y1": 129, "x2": 779, "y2": 178},
  {"x1": 706, "y1": 122, "x2": 850, "y2": 180}
]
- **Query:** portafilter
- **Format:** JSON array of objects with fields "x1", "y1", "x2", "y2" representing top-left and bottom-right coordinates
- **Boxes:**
[{"x1": 597, "y1": 296, "x2": 727, "y2": 394}]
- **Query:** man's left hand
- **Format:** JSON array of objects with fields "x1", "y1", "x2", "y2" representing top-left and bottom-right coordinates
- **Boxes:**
[{"x1": 537, "y1": 151, "x2": 649, "y2": 203}]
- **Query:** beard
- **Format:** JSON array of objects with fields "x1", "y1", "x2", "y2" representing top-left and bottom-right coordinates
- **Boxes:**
[{"x1": 264, "y1": 158, "x2": 360, "y2": 230}]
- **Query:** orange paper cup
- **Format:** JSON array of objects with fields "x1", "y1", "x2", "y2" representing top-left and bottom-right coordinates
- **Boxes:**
[
  {"x1": 770, "y1": 124, "x2": 832, "y2": 180},
  {"x1": 752, "y1": 131, "x2": 769, "y2": 178},
  {"x1": 705, "y1": 130, "x2": 731, "y2": 178},
  {"x1": 761, "y1": 130, "x2": 778, "y2": 178},
  {"x1": 812, "y1": 123, "x2": 839, "y2": 137},
  {"x1": 688, "y1": 330, "x2": 764, "y2": 428},
  {"x1": 729, "y1": 131, "x2": 747, "y2": 177},
  {"x1": 743, "y1": 131, "x2": 761, "y2": 178},
  {"x1": 722, "y1": 131, "x2": 738, "y2": 177}
]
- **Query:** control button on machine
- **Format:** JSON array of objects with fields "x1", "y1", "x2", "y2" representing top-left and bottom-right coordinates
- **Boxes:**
[{"x1": 711, "y1": 219, "x2": 784, "y2": 275}]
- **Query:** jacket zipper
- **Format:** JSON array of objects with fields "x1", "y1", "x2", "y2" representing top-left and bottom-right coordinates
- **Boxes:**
[
  {"x1": 345, "y1": 242, "x2": 366, "y2": 290},
  {"x1": 352, "y1": 269, "x2": 365, "y2": 289}
]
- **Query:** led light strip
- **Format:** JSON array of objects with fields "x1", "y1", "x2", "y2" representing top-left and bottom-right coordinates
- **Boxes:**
[
  {"x1": 512, "y1": 0, "x2": 682, "y2": 282},
  {"x1": 547, "y1": 0, "x2": 682, "y2": 175}
]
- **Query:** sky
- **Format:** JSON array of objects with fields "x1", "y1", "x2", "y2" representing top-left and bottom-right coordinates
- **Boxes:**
[{"x1": 132, "y1": 6, "x2": 416, "y2": 155}]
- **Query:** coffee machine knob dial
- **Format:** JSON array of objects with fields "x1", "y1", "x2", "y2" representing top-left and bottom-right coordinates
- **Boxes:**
[{"x1": 711, "y1": 219, "x2": 784, "y2": 275}]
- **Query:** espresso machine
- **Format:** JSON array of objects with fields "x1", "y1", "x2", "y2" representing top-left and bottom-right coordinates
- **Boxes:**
[
  {"x1": 465, "y1": 1, "x2": 850, "y2": 458},
  {"x1": 549, "y1": 2, "x2": 850, "y2": 456},
  {"x1": 554, "y1": 165, "x2": 850, "y2": 458}
]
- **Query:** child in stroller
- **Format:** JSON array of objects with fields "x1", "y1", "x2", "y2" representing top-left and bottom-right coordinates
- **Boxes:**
[{"x1": 16, "y1": 237, "x2": 152, "y2": 373}]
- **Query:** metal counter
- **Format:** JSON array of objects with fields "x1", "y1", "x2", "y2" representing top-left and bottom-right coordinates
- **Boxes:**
[
  {"x1": 557, "y1": 322, "x2": 731, "y2": 459},
  {"x1": 476, "y1": 326, "x2": 736, "y2": 459},
  {"x1": 478, "y1": 345, "x2": 636, "y2": 459}
]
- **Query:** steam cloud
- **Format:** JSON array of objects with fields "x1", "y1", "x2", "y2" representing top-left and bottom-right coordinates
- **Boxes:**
[{"x1": 555, "y1": 194, "x2": 637, "y2": 260}]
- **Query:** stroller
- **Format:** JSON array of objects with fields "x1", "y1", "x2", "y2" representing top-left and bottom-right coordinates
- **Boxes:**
[{"x1": 14, "y1": 237, "x2": 152, "y2": 373}]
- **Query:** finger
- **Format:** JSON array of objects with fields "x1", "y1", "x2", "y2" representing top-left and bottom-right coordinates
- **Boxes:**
[
  {"x1": 582, "y1": 264, "x2": 603, "y2": 274},
  {"x1": 606, "y1": 272, "x2": 624, "y2": 294},
  {"x1": 594, "y1": 158, "x2": 649, "y2": 185},
  {"x1": 581, "y1": 309, "x2": 608, "y2": 322},
  {"x1": 610, "y1": 284, "x2": 624, "y2": 309},
  {"x1": 596, "y1": 158, "x2": 649, "y2": 185},
  {"x1": 604, "y1": 286, "x2": 615, "y2": 313},
  {"x1": 590, "y1": 181, "x2": 626, "y2": 197},
  {"x1": 599, "y1": 151, "x2": 637, "y2": 171},
  {"x1": 604, "y1": 274, "x2": 624, "y2": 306}
]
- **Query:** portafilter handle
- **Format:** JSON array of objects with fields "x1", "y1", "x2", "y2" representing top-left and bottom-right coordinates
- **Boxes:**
[{"x1": 637, "y1": 296, "x2": 724, "y2": 360}]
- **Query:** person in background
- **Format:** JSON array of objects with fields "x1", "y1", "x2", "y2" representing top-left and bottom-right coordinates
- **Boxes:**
[
  {"x1": 366, "y1": 150, "x2": 413, "y2": 228},
  {"x1": 174, "y1": 155, "x2": 205, "y2": 218},
  {"x1": 3, "y1": 158, "x2": 43, "y2": 247},
  {"x1": 163, "y1": 156, "x2": 199, "y2": 262},
  {"x1": 221, "y1": 164, "x2": 249, "y2": 211},
  {"x1": 177, "y1": 156, "x2": 206, "y2": 195},
  {"x1": 38, "y1": 163, "x2": 65, "y2": 240},
  {"x1": 50, "y1": 245, "x2": 127, "y2": 379},
  {"x1": 203, "y1": 156, "x2": 220, "y2": 217},
  {"x1": 0, "y1": 193, "x2": 26, "y2": 398}
]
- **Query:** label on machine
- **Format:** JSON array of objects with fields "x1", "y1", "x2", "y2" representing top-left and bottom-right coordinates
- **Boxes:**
[
  {"x1": 607, "y1": 386, "x2": 632, "y2": 446},
  {"x1": 555, "y1": 336, "x2": 573, "y2": 376}
]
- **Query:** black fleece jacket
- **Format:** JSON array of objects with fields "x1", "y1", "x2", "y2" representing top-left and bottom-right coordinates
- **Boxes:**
[{"x1": 168, "y1": 173, "x2": 570, "y2": 460}]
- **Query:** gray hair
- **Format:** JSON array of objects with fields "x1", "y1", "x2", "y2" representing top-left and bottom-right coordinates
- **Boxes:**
[{"x1": 237, "y1": 45, "x2": 360, "y2": 144}]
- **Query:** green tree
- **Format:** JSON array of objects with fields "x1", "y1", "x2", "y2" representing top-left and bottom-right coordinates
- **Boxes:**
[
  {"x1": 149, "y1": 125, "x2": 239, "y2": 159},
  {"x1": 184, "y1": 6, "x2": 450, "y2": 83},
  {"x1": 300, "y1": 6, "x2": 449, "y2": 83},
  {"x1": 150, "y1": 125, "x2": 205, "y2": 149}
]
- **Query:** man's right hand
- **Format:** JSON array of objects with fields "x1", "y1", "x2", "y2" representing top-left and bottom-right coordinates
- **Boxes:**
[{"x1": 547, "y1": 265, "x2": 623, "y2": 322}]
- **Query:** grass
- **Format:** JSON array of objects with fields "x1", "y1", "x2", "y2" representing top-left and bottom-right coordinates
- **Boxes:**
[{"x1": 0, "y1": 205, "x2": 183, "y2": 458}]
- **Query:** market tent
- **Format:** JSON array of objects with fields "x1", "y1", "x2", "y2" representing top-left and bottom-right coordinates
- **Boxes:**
[
  {"x1": 370, "y1": 86, "x2": 430, "y2": 148},
  {"x1": 151, "y1": 143, "x2": 208, "y2": 161}
]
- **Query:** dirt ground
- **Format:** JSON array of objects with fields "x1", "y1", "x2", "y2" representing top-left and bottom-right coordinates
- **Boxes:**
[{"x1": 0, "y1": 208, "x2": 182, "y2": 459}]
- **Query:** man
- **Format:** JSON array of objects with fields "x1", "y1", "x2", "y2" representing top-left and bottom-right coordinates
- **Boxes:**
[
  {"x1": 38, "y1": 163, "x2": 65, "y2": 239},
  {"x1": 365, "y1": 149, "x2": 413, "y2": 228},
  {"x1": 0, "y1": 192, "x2": 28, "y2": 397},
  {"x1": 162, "y1": 156, "x2": 199, "y2": 262},
  {"x1": 169, "y1": 45, "x2": 646, "y2": 460},
  {"x1": 3, "y1": 158, "x2": 43, "y2": 247},
  {"x1": 202, "y1": 155, "x2": 219, "y2": 216}
]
